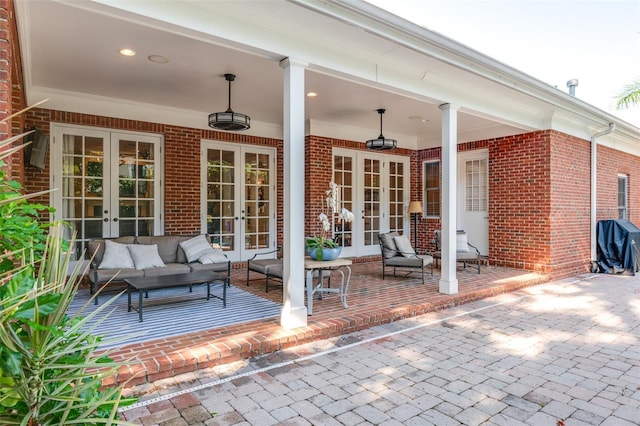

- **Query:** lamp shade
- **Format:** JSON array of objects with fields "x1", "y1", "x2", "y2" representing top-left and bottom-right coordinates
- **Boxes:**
[{"x1": 408, "y1": 201, "x2": 423, "y2": 214}]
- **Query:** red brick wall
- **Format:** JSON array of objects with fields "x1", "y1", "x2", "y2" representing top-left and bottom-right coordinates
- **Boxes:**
[
  {"x1": 23, "y1": 108, "x2": 282, "y2": 236},
  {"x1": 489, "y1": 131, "x2": 552, "y2": 273},
  {"x1": 0, "y1": 0, "x2": 12, "y2": 172},
  {"x1": 596, "y1": 143, "x2": 640, "y2": 223},
  {"x1": 549, "y1": 131, "x2": 591, "y2": 277}
]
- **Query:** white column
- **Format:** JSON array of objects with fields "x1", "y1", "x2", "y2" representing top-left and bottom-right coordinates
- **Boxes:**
[
  {"x1": 279, "y1": 57, "x2": 308, "y2": 329},
  {"x1": 439, "y1": 103, "x2": 459, "y2": 294}
]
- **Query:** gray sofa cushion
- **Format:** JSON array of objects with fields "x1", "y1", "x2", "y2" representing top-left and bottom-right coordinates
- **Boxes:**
[
  {"x1": 143, "y1": 263, "x2": 191, "y2": 277},
  {"x1": 89, "y1": 267, "x2": 144, "y2": 284},
  {"x1": 189, "y1": 262, "x2": 229, "y2": 273}
]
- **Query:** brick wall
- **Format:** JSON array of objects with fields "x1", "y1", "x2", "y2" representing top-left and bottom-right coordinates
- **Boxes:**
[
  {"x1": 548, "y1": 131, "x2": 591, "y2": 277},
  {"x1": 23, "y1": 108, "x2": 282, "y2": 236},
  {"x1": 596, "y1": 143, "x2": 640, "y2": 223},
  {"x1": 489, "y1": 131, "x2": 552, "y2": 273}
]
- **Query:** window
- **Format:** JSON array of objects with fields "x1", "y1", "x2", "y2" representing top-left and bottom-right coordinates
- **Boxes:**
[
  {"x1": 424, "y1": 161, "x2": 440, "y2": 217},
  {"x1": 618, "y1": 174, "x2": 628, "y2": 220}
]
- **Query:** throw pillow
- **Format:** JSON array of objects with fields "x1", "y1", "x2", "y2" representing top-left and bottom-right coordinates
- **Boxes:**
[
  {"x1": 393, "y1": 234, "x2": 416, "y2": 258},
  {"x1": 379, "y1": 232, "x2": 399, "y2": 259},
  {"x1": 98, "y1": 240, "x2": 135, "y2": 269},
  {"x1": 128, "y1": 244, "x2": 166, "y2": 270},
  {"x1": 199, "y1": 249, "x2": 228, "y2": 264},
  {"x1": 179, "y1": 235, "x2": 214, "y2": 263},
  {"x1": 456, "y1": 232, "x2": 470, "y2": 253}
]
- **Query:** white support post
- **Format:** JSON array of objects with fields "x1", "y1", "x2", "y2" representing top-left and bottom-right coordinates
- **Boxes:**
[
  {"x1": 279, "y1": 57, "x2": 308, "y2": 328},
  {"x1": 439, "y1": 103, "x2": 459, "y2": 294}
]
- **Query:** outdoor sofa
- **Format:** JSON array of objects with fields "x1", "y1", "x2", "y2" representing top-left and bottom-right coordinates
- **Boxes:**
[{"x1": 87, "y1": 234, "x2": 230, "y2": 303}]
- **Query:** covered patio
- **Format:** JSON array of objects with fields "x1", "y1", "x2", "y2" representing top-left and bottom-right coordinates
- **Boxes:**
[{"x1": 101, "y1": 261, "x2": 549, "y2": 388}]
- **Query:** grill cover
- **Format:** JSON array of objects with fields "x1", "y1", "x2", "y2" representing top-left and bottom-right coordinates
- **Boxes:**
[{"x1": 596, "y1": 219, "x2": 640, "y2": 275}]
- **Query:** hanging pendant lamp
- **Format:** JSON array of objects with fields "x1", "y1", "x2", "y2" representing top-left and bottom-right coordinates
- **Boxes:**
[
  {"x1": 208, "y1": 73, "x2": 251, "y2": 131},
  {"x1": 366, "y1": 108, "x2": 396, "y2": 150}
]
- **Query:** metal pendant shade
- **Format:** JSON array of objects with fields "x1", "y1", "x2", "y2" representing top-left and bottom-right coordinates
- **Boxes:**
[
  {"x1": 208, "y1": 73, "x2": 250, "y2": 131},
  {"x1": 366, "y1": 108, "x2": 397, "y2": 150}
]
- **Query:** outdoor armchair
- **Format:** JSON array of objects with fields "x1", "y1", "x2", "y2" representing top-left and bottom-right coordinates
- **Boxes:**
[
  {"x1": 378, "y1": 232, "x2": 433, "y2": 284},
  {"x1": 433, "y1": 229, "x2": 482, "y2": 274}
]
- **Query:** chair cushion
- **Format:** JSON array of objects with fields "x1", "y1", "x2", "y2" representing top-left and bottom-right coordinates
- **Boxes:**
[
  {"x1": 379, "y1": 232, "x2": 399, "y2": 259},
  {"x1": 385, "y1": 255, "x2": 430, "y2": 267},
  {"x1": 393, "y1": 234, "x2": 415, "y2": 258},
  {"x1": 456, "y1": 232, "x2": 470, "y2": 253},
  {"x1": 249, "y1": 259, "x2": 283, "y2": 274}
]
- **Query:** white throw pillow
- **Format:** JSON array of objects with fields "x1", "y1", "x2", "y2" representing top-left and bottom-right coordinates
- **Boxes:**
[
  {"x1": 199, "y1": 249, "x2": 228, "y2": 264},
  {"x1": 98, "y1": 240, "x2": 135, "y2": 269},
  {"x1": 456, "y1": 232, "x2": 470, "y2": 252},
  {"x1": 179, "y1": 235, "x2": 214, "y2": 263},
  {"x1": 393, "y1": 234, "x2": 416, "y2": 258},
  {"x1": 128, "y1": 244, "x2": 166, "y2": 270}
]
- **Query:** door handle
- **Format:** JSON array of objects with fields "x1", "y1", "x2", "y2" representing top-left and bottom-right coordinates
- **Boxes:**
[
  {"x1": 103, "y1": 218, "x2": 109, "y2": 222},
  {"x1": 113, "y1": 218, "x2": 119, "y2": 222}
]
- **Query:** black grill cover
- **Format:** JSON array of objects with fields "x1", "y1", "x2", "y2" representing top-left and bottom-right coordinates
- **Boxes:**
[{"x1": 596, "y1": 219, "x2": 640, "y2": 275}]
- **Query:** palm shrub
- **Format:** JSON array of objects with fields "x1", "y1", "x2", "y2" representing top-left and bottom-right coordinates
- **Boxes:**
[{"x1": 0, "y1": 109, "x2": 137, "y2": 425}]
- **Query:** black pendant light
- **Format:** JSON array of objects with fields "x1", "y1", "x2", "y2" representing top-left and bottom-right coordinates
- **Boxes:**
[
  {"x1": 208, "y1": 73, "x2": 250, "y2": 131},
  {"x1": 366, "y1": 108, "x2": 396, "y2": 150}
]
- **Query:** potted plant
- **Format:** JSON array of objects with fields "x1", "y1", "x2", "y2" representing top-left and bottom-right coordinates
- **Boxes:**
[{"x1": 305, "y1": 182, "x2": 354, "y2": 261}]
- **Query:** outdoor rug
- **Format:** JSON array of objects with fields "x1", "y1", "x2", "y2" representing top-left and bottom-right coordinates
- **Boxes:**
[{"x1": 68, "y1": 284, "x2": 281, "y2": 349}]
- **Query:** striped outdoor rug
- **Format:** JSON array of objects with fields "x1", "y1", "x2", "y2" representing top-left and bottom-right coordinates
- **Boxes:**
[{"x1": 68, "y1": 284, "x2": 281, "y2": 349}]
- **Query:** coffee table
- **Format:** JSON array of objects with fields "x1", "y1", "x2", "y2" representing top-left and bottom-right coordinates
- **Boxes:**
[{"x1": 125, "y1": 270, "x2": 228, "y2": 322}]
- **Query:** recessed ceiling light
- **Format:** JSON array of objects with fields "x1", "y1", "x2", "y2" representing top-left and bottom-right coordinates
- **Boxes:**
[
  {"x1": 409, "y1": 115, "x2": 429, "y2": 123},
  {"x1": 119, "y1": 48, "x2": 136, "y2": 57},
  {"x1": 148, "y1": 55, "x2": 169, "y2": 64},
  {"x1": 306, "y1": 92, "x2": 318, "y2": 97}
]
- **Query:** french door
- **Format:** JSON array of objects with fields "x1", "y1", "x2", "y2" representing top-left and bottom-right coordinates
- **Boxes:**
[
  {"x1": 201, "y1": 141, "x2": 276, "y2": 262},
  {"x1": 457, "y1": 150, "x2": 489, "y2": 255},
  {"x1": 333, "y1": 148, "x2": 409, "y2": 257},
  {"x1": 51, "y1": 124, "x2": 163, "y2": 263}
]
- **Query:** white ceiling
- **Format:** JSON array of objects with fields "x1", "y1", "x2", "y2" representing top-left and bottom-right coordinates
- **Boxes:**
[{"x1": 16, "y1": 0, "x2": 537, "y2": 149}]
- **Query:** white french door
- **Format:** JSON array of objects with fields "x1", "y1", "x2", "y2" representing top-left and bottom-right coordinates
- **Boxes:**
[
  {"x1": 333, "y1": 148, "x2": 410, "y2": 257},
  {"x1": 201, "y1": 141, "x2": 276, "y2": 262},
  {"x1": 457, "y1": 150, "x2": 489, "y2": 255},
  {"x1": 51, "y1": 124, "x2": 163, "y2": 263}
]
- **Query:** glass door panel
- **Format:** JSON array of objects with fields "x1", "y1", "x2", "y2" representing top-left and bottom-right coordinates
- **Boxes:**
[
  {"x1": 363, "y1": 158, "x2": 381, "y2": 246},
  {"x1": 206, "y1": 148, "x2": 236, "y2": 250},
  {"x1": 388, "y1": 161, "x2": 405, "y2": 234},
  {"x1": 333, "y1": 155, "x2": 353, "y2": 249},
  {"x1": 244, "y1": 152, "x2": 271, "y2": 250},
  {"x1": 58, "y1": 132, "x2": 108, "y2": 260},
  {"x1": 112, "y1": 136, "x2": 160, "y2": 237}
]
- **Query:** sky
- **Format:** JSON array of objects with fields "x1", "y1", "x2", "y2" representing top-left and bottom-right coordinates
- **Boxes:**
[{"x1": 366, "y1": 0, "x2": 640, "y2": 127}]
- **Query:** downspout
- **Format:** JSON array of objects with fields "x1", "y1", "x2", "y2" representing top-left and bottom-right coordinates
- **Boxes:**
[{"x1": 590, "y1": 123, "x2": 616, "y2": 270}]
